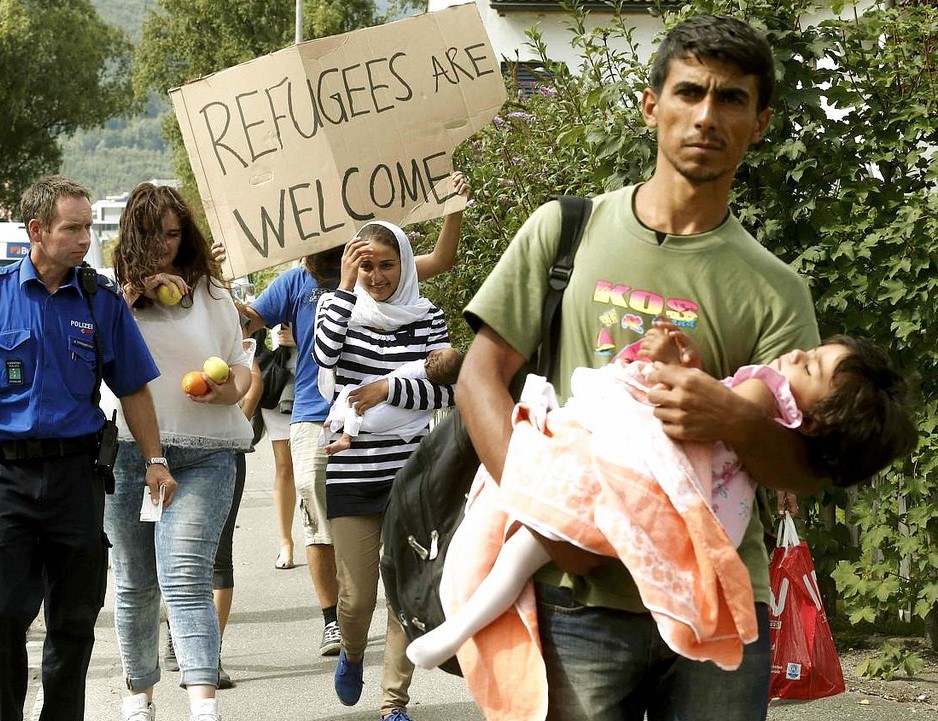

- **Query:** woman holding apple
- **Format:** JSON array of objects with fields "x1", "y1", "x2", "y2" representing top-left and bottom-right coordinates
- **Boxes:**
[
  {"x1": 313, "y1": 221, "x2": 455, "y2": 721},
  {"x1": 105, "y1": 183, "x2": 253, "y2": 721}
]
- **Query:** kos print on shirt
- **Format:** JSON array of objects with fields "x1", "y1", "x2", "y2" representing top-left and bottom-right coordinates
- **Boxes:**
[{"x1": 590, "y1": 279, "x2": 700, "y2": 359}]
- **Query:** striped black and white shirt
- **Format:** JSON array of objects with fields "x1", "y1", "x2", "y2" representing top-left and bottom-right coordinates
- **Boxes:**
[{"x1": 313, "y1": 289, "x2": 453, "y2": 517}]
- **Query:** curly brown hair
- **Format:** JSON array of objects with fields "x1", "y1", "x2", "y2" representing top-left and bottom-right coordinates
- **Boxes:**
[
  {"x1": 801, "y1": 335, "x2": 918, "y2": 487},
  {"x1": 113, "y1": 183, "x2": 222, "y2": 308}
]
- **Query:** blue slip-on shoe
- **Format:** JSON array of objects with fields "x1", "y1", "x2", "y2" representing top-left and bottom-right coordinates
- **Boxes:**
[
  {"x1": 334, "y1": 649, "x2": 364, "y2": 706},
  {"x1": 382, "y1": 710, "x2": 414, "y2": 721}
]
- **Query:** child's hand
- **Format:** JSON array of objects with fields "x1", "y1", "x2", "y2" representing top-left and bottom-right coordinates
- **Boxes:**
[
  {"x1": 639, "y1": 319, "x2": 702, "y2": 369},
  {"x1": 638, "y1": 326, "x2": 683, "y2": 365}
]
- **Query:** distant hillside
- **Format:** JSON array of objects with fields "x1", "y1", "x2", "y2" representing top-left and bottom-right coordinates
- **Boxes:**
[{"x1": 59, "y1": 0, "x2": 170, "y2": 200}]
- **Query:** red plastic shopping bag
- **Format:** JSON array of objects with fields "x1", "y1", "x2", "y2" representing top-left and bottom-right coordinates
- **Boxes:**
[{"x1": 768, "y1": 512, "x2": 846, "y2": 700}]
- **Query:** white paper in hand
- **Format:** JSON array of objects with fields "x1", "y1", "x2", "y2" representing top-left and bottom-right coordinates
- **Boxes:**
[{"x1": 139, "y1": 485, "x2": 165, "y2": 522}]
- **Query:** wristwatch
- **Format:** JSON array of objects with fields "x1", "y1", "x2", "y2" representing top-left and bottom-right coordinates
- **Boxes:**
[{"x1": 145, "y1": 457, "x2": 168, "y2": 469}]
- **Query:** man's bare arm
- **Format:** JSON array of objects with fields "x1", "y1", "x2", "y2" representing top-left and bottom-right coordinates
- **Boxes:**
[
  {"x1": 119, "y1": 385, "x2": 178, "y2": 506},
  {"x1": 646, "y1": 364, "x2": 825, "y2": 495},
  {"x1": 459, "y1": 325, "x2": 604, "y2": 574},
  {"x1": 237, "y1": 303, "x2": 267, "y2": 336},
  {"x1": 455, "y1": 325, "x2": 525, "y2": 482}
]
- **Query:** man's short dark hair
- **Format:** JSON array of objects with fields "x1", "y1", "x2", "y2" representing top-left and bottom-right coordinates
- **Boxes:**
[
  {"x1": 802, "y1": 335, "x2": 918, "y2": 487},
  {"x1": 20, "y1": 175, "x2": 91, "y2": 229},
  {"x1": 650, "y1": 15, "x2": 776, "y2": 112}
]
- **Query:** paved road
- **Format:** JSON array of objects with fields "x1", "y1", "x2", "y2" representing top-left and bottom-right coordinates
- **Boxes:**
[{"x1": 24, "y1": 440, "x2": 931, "y2": 720}]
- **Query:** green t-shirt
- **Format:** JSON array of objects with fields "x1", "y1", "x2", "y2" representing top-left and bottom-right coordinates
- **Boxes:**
[{"x1": 464, "y1": 185, "x2": 820, "y2": 611}]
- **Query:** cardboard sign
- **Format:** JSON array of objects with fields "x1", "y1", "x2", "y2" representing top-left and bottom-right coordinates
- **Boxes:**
[{"x1": 170, "y1": 4, "x2": 506, "y2": 278}]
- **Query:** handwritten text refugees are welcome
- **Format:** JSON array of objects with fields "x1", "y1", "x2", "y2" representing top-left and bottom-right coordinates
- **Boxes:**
[{"x1": 172, "y1": 5, "x2": 506, "y2": 278}]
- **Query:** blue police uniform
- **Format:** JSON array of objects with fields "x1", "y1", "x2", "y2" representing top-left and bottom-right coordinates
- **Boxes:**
[{"x1": 0, "y1": 255, "x2": 158, "y2": 721}]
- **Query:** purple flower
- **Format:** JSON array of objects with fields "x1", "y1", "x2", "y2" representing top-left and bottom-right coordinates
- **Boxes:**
[
  {"x1": 493, "y1": 116, "x2": 505, "y2": 126},
  {"x1": 538, "y1": 85, "x2": 557, "y2": 97},
  {"x1": 506, "y1": 111, "x2": 536, "y2": 123}
]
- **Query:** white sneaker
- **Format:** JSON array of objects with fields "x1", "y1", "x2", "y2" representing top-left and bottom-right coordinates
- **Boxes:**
[
  {"x1": 121, "y1": 695, "x2": 155, "y2": 721},
  {"x1": 189, "y1": 698, "x2": 221, "y2": 721}
]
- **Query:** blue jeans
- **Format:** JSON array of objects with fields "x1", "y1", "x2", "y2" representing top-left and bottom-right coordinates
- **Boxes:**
[
  {"x1": 104, "y1": 444, "x2": 234, "y2": 690},
  {"x1": 535, "y1": 583, "x2": 771, "y2": 721}
]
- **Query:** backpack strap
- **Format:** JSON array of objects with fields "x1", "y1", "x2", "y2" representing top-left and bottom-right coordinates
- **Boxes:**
[{"x1": 536, "y1": 195, "x2": 592, "y2": 378}]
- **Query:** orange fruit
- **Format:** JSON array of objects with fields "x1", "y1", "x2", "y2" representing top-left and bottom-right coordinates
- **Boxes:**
[{"x1": 181, "y1": 370, "x2": 209, "y2": 396}]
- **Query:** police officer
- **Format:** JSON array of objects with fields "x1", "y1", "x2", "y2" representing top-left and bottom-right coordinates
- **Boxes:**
[{"x1": 0, "y1": 175, "x2": 178, "y2": 721}]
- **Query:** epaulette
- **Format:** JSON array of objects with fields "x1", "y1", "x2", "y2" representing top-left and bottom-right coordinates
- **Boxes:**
[{"x1": 94, "y1": 271, "x2": 121, "y2": 296}]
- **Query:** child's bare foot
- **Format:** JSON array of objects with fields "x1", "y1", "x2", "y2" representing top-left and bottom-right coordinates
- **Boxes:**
[{"x1": 324, "y1": 434, "x2": 352, "y2": 455}]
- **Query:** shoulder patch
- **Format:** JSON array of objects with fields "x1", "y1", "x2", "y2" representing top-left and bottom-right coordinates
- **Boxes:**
[{"x1": 94, "y1": 272, "x2": 121, "y2": 295}]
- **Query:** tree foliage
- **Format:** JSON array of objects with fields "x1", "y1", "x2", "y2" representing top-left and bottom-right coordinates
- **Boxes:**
[{"x1": 0, "y1": 0, "x2": 135, "y2": 213}]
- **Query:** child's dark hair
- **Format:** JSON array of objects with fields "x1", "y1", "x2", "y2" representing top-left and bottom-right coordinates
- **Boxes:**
[
  {"x1": 426, "y1": 348, "x2": 464, "y2": 386},
  {"x1": 801, "y1": 335, "x2": 918, "y2": 487}
]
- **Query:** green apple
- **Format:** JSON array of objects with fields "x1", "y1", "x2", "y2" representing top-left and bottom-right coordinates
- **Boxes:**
[
  {"x1": 155, "y1": 283, "x2": 182, "y2": 306},
  {"x1": 202, "y1": 356, "x2": 230, "y2": 384}
]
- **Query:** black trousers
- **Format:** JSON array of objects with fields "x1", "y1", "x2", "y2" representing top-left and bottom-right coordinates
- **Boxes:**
[
  {"x1": 0, "y1": 454, "x2": 107, "y2": 721},
  {"x1": 213, "y1": 451, "x2": 247, "y2": 590}
]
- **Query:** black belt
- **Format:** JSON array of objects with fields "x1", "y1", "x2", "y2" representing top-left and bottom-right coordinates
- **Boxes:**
[{"x1": 0, "y1": 434, "x2": 99, "y2": 462}]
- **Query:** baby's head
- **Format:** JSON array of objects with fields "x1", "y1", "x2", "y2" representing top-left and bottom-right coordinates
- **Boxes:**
[
  {"x1": 425, "y1": 348, "x2": 464, "y2": 385},
  {"x1": 788, "y1": 335, "x2": 917, "y2": 487}
]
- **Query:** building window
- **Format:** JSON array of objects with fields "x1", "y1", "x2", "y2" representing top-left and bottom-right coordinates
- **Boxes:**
[{"x1": 502, "y1": 60, "x2": 553, "y2": 97}]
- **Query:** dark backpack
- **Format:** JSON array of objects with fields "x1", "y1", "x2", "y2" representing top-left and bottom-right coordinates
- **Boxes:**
[{"x1": 380, "y1": 196, "x2": 592, "y2": 676}]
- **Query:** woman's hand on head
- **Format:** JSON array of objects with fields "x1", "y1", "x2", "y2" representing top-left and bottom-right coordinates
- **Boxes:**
[{"x1": 339, "y1": 238, "x2": 372, "y2": 291}]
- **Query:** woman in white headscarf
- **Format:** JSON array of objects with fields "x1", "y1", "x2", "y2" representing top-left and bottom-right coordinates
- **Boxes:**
[{"x1": 313, "y1": 221, "x2": 454, "y2": 721}]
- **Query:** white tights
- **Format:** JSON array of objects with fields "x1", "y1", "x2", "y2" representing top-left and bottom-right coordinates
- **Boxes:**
[{"x1": 405, "y1": 526, "x2": 550, "y2": 669}]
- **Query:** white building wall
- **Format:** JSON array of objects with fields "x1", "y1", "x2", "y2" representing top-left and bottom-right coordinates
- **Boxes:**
[
  {"x1": 428, "y1": 1, "x2": 871, "y2": 72},
  {"x1": 428, "y1": 0, "x2": 662, "y2": 69}
]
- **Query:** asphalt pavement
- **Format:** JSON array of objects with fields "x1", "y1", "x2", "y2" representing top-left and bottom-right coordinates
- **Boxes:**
[{"x1": 23, "y1": 440, "x2": 933, "y2": 720}]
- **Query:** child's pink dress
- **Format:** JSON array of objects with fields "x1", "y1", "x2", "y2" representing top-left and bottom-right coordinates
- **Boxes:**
[{"x1": 442, "y1": 360, "x2": 802, "y2": 721}]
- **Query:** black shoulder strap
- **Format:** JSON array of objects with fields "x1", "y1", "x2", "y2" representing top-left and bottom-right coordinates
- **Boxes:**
[
  {"x1": 79, "y1": 263, "x2": 105, "y2": 408},
  {"x1": 536, "y1": 195, "x2": 592, "y2": 378}
]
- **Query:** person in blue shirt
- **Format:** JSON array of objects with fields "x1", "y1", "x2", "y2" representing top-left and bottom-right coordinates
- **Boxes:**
[
  {"x1": 237, "y1": 170, "x2": 470, "y2": 661},
  {"x1": 0, "y1": 175, "x2": 175, "y2": 721}
]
